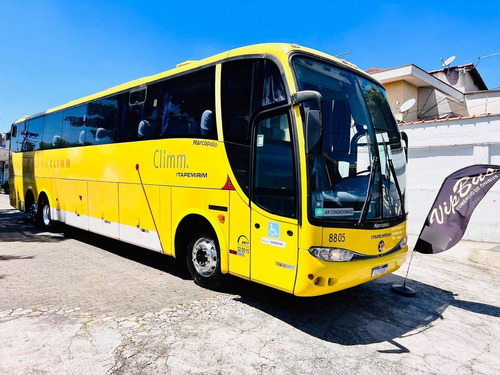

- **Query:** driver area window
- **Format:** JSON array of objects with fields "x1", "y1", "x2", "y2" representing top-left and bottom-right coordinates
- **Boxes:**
[{"x1": 253, "y1": 113, "x2": 296, "y2": 218}]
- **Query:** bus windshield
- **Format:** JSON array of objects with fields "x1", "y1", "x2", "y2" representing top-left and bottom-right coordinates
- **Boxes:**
[{"x1": 293, "y1": 57, "x2": 407, "y2": 223}]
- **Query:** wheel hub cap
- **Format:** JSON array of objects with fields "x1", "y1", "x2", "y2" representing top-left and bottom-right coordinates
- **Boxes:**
[
  {"x1": 191, "y1": 238, "x2": 217, "y2": 277},
  {"x1": 42, "y1": 204, "x2": 50, "y2": 227}
]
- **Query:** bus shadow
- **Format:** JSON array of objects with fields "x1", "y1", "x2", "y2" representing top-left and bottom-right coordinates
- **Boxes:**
[
  {"x1": 0, "y1": 209, "x2": 67, "y2": 243},
  {"x1": 222, "y1": 275, "x2": 500, "y2": 348},
  {"x1": 0, "y1": 202, "x2": 190, "y2": 279},
  {"x1": 61, "y1": 225, "x2": 192, "y2": 281}
]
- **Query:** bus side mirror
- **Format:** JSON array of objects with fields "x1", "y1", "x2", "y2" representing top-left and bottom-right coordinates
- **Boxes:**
[
  {"x1": 306, "y1": 110, "x2": 322, "y2": 155},
  {"x1": 401, "y1": 131, "x2": 409, "y2": 162}
]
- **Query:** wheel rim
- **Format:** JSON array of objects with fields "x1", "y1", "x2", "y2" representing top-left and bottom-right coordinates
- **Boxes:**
[
  {"x1": 191, "y1": 237, "x2": 218, "y2": 277},
  {"x1": 42, "y1": 203, "x2": 51, "y2": 227}
]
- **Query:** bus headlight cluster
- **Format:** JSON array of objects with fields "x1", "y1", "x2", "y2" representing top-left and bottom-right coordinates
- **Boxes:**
[
  {"x1": 394, "y1": 236, "x2": 408, "y2": 251},
  {"x1": 308, "y1": 247, "x2": 355, "y2": 262}
]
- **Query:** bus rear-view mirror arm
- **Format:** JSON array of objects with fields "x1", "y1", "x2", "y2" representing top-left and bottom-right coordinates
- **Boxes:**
[
  {"x1": 291, "y1": 90, "x2": 323, "y2": 110},
  {"x1": 291, "y1": 90, "x2": 323, "y2": 155}
]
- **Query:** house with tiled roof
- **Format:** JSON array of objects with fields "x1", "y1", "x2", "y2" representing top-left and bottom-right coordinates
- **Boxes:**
[{"x1": 369, "y1": 63, "x2": 500, "y2": 122}]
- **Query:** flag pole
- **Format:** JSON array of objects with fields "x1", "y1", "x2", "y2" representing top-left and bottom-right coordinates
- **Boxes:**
[{"x1": 391, "y1": 240, "x2": 417, "y2": 297}]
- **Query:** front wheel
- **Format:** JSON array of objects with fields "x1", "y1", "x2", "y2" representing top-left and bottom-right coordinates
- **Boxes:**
[{"x1": 186, "y1": 232, "x2": 225, "y2": 290}]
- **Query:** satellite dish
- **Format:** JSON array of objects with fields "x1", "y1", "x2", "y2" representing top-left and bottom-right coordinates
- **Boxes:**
[
  {"x1": 399, "y1": 98, "x2": 416, "y2": 113},
  {"x1": 441, "y1": 55, "x2": 456, "y2": 67}
]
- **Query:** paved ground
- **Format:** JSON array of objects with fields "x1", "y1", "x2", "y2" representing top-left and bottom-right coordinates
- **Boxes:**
[{"x1": 0, "y1": 193, "x2": 499, "y2": 374}]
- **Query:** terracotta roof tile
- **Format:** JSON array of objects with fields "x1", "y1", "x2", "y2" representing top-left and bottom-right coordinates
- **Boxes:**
[
  {"x1": 365, "y1": 67, "x2": 387, "y2": 74},
  {"x1": 399, "y1": 112, "x2": 500, "y2": 126}
]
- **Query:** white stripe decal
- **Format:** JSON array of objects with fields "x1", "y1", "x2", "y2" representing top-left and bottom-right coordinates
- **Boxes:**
[{"x1": 51, "y1": 208, "x2": 163, "y2": 253}]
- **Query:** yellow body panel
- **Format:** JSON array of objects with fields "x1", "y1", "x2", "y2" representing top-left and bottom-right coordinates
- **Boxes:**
[
  {"x1": 250, "y1": 205, "x2": 299, "y2": 293},
  {"x1": 119, "y1": 183, "x2": 159, "y2": 231},
  {"x1": 227, "y1": 190, "x2": 251, "y2": 278},
  {"x1": 171, "y1": 188, "x2": 229, "y2": 247},
  {"x1": 9, "y1": 176, "x2": 22, "y2": 210},
  {"x1": 88, "y1": 181, "x2": 119, "y2": 238},
  {"x1": 159, "y1": 186, "x2": 173, "y2": 256},
  {"x1": 322, "y1": 223, "x2": 406, "y2": 256},
  {"x1": 54, "y1": 179, "x2": 88, "y2": 229}
]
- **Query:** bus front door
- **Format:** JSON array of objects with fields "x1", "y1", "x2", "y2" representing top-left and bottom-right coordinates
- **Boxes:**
[{"x1": 249, "y1": 112, "x2": 299, "y2": 293}]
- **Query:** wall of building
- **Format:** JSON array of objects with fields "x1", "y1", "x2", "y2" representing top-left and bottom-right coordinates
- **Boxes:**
[
  {"x1": 431, "y1": 67, "x2": 482, "y2": 93},
  {"x1": 384, "y1": 81, "x2": 419, "y2": 122},
  {"x1": 416, "y1": 87, "x2": 469, "y2": 120},
  {"x1": 0, "y1": 133, "x2": 10, "y2": 185},
  {"x1": 0, "y1": 149, "x2": 8, "y2": 184},
  {"x1": 402, "y1": 114, "x2": 500, "y2": 242},
  {"x1": 465, "y1": 90, "x2": 500, "y2": 115}
]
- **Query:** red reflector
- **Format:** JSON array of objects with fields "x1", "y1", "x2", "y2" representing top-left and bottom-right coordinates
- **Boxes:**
[
  {"x1": 229, "y1": 250, "x2": 237, "y2": 255},
  {"x1": 308, "y1": 274, "x2": 314, "y2": 280},
  {"x1": 221, "y1": 175, "x2": 235, "y2": 190}
]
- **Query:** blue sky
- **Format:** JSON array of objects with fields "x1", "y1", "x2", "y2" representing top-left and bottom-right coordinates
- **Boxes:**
[{"x1": 1, "y1": 0, "x2": 499, "y2": 134}]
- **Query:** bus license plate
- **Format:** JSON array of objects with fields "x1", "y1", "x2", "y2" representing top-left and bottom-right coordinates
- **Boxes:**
[{"x1": 371, "y1": 264, "x2": 388, "y2": 277}]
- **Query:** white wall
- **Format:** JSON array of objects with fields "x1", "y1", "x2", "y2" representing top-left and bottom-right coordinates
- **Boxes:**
[
  {"x1": 403, "y1": 114, "x2": 500, "y2": 242},
  {"x1": 465, "y1": 90, "x2": 500, "y2": 116}
]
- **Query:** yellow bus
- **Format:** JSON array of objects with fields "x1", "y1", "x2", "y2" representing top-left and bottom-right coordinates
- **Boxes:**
[{"x1": 9, "y1": 43, "x2": 408, "y2": 296}]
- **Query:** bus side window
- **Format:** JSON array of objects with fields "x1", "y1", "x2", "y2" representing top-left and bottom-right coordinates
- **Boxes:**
[
  {"x1": 221, "y1": 58, "x2": 287, "y2": 197},
  {"x1": 122, "y1": 84, "x2": 160, "y2": 141},
  {"x1": 42, "y1": 112, "x2": 63, "y2": 149},
  {"x1": 10, "y1": 124, "x2": 19, "y2": 152},
  {"x1": 159, "y1": 67, "x2": 216, "y2": 139},
  {"x1": 221, "y1": 60, "x2": 254, "y2": 196},
  {"x1": 254, "y1": 113, "x2": 296, "y2": 218},
  {"x1": 26, "y1": 117, "x2": 43, "y2": 151},
  {"x1": 62, "y1": 105, "x2": 87, "y2": 147},
  {"x1": 86, "y1": 96, "x2": 119, "y2": 144},
  {"x1": 138, "y1": 84, "x2": 160, "y2": 139},
  {"x1": 125, "y1": 87, "x2": 146, "y2": 141}
]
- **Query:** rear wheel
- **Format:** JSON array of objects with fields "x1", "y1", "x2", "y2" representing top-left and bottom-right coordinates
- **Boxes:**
[
  {"x1": 29, "y1": 203, "x2": 38, "y2": 225},
  {"x1": 186, "y1": 232, "x2": 225, "y2": 290},
  {"x1": 39, "y1": 198, "x2": 52, "y2": 230}
]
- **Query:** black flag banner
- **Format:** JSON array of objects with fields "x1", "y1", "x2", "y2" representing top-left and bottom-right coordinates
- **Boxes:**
[{"x1": 414, "y1": 164, "x2": 500, "y2": 254}]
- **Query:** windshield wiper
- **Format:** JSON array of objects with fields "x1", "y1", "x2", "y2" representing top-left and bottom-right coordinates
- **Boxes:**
[
  {"x1": 358, "y1": 156, "x2": 379, "y2": 226},
  {"x1": 387, "y1": 158, "x2": 405, "y2": 214},
  {"x1": 379, "y1": 135, "x2": 405, "y2": 215}
]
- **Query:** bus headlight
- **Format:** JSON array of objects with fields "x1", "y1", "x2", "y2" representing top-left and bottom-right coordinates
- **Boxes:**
[
  {"x1": 308, "y1": 247, "x2": 355, "y2": 262},
  {"x1": 394, "y1": 236, "x2": 408, "y2": 251}
]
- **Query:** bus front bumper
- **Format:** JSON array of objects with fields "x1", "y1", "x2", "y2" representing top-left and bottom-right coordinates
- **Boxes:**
[{"x1": 293, "y1": 246, "x2": 409, "y2": 297}]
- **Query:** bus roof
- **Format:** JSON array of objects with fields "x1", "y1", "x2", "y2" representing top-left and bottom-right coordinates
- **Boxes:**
[{"x1": 14, "y1": 43, "x2": 364, "y2": 124}]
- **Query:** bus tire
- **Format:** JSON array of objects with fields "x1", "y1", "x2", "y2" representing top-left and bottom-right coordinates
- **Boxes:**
[
  {"x1": 39, "y1": 197, "x2": 53, "y2": 231},
  {"x1": 29, "y1": 202, "x2": 38, "y2": 226},
  {"x1": 186, "y1": 232, "x2": 224, "y2": 290}
]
